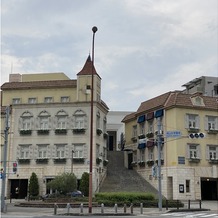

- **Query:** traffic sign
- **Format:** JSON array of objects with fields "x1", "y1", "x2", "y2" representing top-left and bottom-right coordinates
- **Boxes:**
[{"x1": 166, "y1": 131, "x2": 181, "y2": 138}]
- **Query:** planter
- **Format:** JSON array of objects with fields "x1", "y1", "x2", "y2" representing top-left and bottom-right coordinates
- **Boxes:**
[
  {"x1": 36, "y1": 158, "x2": 49, "y2": 164},
  {"x1": 97, "y1": 129, "x2": 102, "y2": 136},
  {"x1": 19, "y1": 129, "x2": 32, "y2": 135},
  {"x1": 146, "y1": 132, "x2": 154, "y2": 138},
  {"x1": 147, "y1": 160, "x2": 154, "y2": 166},
  {"x1": 138, "y1": 134, "x2": 145, "y2": 139},
  {"x1": 130, "y1": 162, "x2": 137, "y2": 167},
  {"x1": 96, "y1": 158, "x2": 102, "y2": 165},
  {"x1": 72, "y1": 158, "x2": 85, "y2": 164},
  {"x1": 103, "y1": 133, "x2": 108, "y2": 139},
  {"x1": 103, "y1": 160, "x2": 108, "y2": 166},
  {"x1": 55, "y1": 129, "x2": 67, "y2": 135},
  {"x1": 138, "y1": 161, "x2": 145, "y2": 167},
  {"x1": 53, "y1": 158, "x2": 66, "y2": 163},
  {"x1": 18, "y1": 159, "x2": 30, "y2": 164},
  {"x1": 37, "y1": 129, "x2": 49, "y2": 135},
  {"x1": 73, "y1": 128, "x2": 85, "y2": 134}
]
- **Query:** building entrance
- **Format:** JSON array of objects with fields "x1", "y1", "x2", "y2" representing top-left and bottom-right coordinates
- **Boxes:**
[
  {"x1": 10, "y1": 179, "x2": 28, "y2": 199},
  {"x1": 201, "y1": 178, "x2": 218, "y2": 200}
]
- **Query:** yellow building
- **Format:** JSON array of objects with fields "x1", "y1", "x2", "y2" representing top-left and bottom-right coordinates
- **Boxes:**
[
  {"x1": 1, "y1": 55, "x2": 109, "y2": 199},
  {"x1": 122, "y1": 91, "x2": 218, "y2": 200}
]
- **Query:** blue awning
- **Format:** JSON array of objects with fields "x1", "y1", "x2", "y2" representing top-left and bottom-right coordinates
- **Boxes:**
[
  {"x1": 137, "y1": 115, "x2": 145, "y2": 123},
  {"x1": 155, "y1": 109, "x2": 164, "y2": 118},
  {"x1": 138, "y1": 143, "x2": 146, "y2": 149}
]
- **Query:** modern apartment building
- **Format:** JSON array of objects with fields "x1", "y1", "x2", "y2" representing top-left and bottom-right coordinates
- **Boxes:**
[
  {"x1": 0, "y1": 55, "x2": 109, "y2": 199},
  {"x1": 122, "y1": 90, "x2": 218, "y2": 200}
]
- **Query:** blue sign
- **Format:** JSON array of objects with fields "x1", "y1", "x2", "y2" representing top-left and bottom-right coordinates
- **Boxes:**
[{"x1": 166, "y1": 131, "x2": 181, "y2": 138}]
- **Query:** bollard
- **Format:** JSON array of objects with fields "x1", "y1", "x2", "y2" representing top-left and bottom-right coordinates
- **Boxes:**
[
  {"x1": 80, "y1": 203, "x2": 83, "y2": 214},
  {"x1": 124, "y1": 203, "x2": 127, "y2": 213},
  {"x1": 176, "y1": 200, "x2": 179, "y2": 210},
  {"x1": 188, "y1": 200, "x2": 190, "y2": 209},
  {"x1": 67, "y1": 203, "x2": 70, "y2": 214},
  {"x1": 101, "y1": 203, "x2": 104, "y2": 214},
  {"x1": 199, "y1": 200, "x2": 201, "y2": 209},
  {"x1": 130, "y1": 203, "x2": 133, "y2": 214},
  {"x1": 114, "y1": 203, "x2": 118, "y2": 214},
  {"x1": 140, "y1": 203, "x2": 143, "y2": 214},
  {"x1": 54, "y1": 203, "x2": 57, "y2": 215},
  {"x1": 166, "y1": 200, "x2": 168, "y2": 210}
]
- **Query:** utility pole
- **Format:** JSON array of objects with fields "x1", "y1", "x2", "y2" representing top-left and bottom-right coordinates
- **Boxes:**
[
  {"x1": 157, "y1": 116, "x2": 162, "y2": 211},
  {"x1": 1, "y1": 106, "x2": 10, "y2": 212}
]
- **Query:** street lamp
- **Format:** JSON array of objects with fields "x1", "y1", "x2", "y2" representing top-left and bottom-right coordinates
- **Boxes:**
[{"x1": 88, "y1": 26, "x2": 98, "y2": 214}]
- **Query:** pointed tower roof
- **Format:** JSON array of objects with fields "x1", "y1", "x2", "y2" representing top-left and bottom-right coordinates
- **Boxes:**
[{"x1": 77, "y1": 55, "x2": 101, "y2": 79}]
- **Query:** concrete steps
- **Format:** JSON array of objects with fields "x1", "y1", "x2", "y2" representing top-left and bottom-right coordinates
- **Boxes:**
[{"x1": 100, "y1": 151, "x2": 158, "y2": 196}]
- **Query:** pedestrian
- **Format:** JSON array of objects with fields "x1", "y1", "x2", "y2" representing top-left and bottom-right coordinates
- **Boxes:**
[{"x1": 15, "y1": 187, "x2": 19, "y2": 199}]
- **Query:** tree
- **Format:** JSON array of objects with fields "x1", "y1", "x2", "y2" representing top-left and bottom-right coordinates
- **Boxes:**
[
  {"x1": 79, "y1": 172, "x2": 89, "y2": 196},
  {"x1": 28, "y1": 172, "x2": 39, "y2": 197},
  {"x1": 47, "y1": 172, "x2": 77, "y2": 195}
]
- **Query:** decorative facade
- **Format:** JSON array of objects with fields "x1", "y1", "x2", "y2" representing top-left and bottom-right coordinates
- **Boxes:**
[
  {"x1": 122, "y1": 91, "x2": 218, "y2": 200},
  {"x1": 0, "y1": 56, "x2": 109, "y2": 198}
]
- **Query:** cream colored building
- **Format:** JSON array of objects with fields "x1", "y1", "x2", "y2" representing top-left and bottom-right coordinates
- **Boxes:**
[
  {"x1": 1, "y1": 56, "x2": 109, "y2": 198},
  {"x1": 122, "y1": 91, "x2": 218, "y2": 200}
]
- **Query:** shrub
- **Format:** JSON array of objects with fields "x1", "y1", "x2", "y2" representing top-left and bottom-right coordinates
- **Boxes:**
[
  {"x1": 79, "y1": 172, "x2": 89, "y2": 196},
  {"x1": 28, "y1": 172, "x2": 39, "y2": 198}
]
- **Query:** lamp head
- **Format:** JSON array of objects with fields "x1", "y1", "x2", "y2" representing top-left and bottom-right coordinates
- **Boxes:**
[{"x1": 92, "y1": 26, "x2": 98, "y2": 33}]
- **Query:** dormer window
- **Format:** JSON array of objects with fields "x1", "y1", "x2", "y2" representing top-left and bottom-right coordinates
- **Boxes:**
[{"x1": 190, "y1": 96, "x2": 205, "y2": 106}]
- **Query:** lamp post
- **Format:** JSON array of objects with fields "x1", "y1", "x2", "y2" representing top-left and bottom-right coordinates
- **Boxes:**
[{"x1": 88, "y1": 26, "x2": 98, "y2": 214}]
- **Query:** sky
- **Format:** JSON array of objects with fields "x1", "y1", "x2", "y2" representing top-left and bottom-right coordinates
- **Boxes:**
[{"x1": 1, "y1": 0, "x2": 218, "y2": 111}]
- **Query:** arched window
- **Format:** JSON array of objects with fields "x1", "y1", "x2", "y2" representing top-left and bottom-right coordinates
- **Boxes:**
[
  {"x1": 56, "y1": 110, "x2": 68, "y2": 129},
  {"x1": 73, "y1": 110, "x2": 87, "y2": 130}
]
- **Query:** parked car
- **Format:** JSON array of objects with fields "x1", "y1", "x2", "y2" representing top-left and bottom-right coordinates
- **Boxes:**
[{"x1": 67, "y1": 190, "x2": 84, "y2": 197}]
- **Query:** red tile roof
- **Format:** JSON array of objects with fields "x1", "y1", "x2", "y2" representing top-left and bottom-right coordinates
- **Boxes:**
[
  {"x1": 77, "y1": 55, "x2": 101, "y2": 79},
  {"x1": 1, "y1": 80, "x2": 77, "y2": 90}
]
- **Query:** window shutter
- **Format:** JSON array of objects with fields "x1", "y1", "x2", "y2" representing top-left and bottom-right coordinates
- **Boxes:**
[
  {"x1": 34, "y1": 146, "x2": 38, "y2": 159},
  {"x1": 215, "y1": 117, "x2": 218, "y2": 130},
  {"x1": 205, "y1": 146, "x2": 209, "y2": 160},
  {"x1": 185, "y1": 114, "x2": 189, "y2": 128},
  {"x1": 16, "y1": 146, "x2": 20, "y2": 159},
  {"x1": 83, "y1": 144, "x2": 87, "y2": 158},
  {"x1": 196, "y1": 116, "x2": 200, "y2": 129},
  {"x1": 18, "y1": 118, "x2": 22, "y2": 130},
  {"x1": 204, "y1": 116, "x2": 208, "y2": 130},
  {"x1": 65, "y1": 144, "x2": 69, "y2": 158}
]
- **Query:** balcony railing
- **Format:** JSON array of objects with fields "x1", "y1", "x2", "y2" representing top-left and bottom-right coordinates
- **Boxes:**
[
  {"x1": 37, "y1": 129, "x2": 49, "y2": 135},
  {"x1": 55, "y1": 129, "x2": 67, "y2": 135},
  {"x1": 19, "y1": 129, "x2": 32, "y2": 135}
]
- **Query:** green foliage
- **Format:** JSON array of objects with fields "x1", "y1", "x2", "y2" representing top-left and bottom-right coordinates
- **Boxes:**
[
  {"x1": 47, "y1": 172, "x2": 77, "y2": 195},
  {"x1": 28, "y1": 172, "x2": 39, "y2": 197},
  {"x1": 79, "y1": 172, "x2": 89, "y2": 196},
  {"x1": 95, "y1": 192, "x2": 155, "y2": 205}
]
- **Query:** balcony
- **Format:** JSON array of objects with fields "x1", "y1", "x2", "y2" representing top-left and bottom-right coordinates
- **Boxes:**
[
  {"x1": 19, "y1": 129, "x2": 32, "y2": 135},
  {"x1": 53, "y1": 158, "x2": 66, "y2": 163},
  {"x1": 37, "y1": 129, "x2": 49, "y2": 135},
  {"x1": 73, "y1": 128, "x2": 86, "y2": 134},
  {"x1": 55, "y1": 128, "x2": 67, "y2": 135},
  {"x1": 146, "y1": 160, "x2": 154, "y2": 166},
  {"x1": 138, "y1": 134, "x2": 145, "y2": 139},
  {"x1": 146, "y1": 132, "x2": 154, "y2": 138},
  {"x1": 18, "y1": 158, "x2": 30, "y2": 164},
  {"x1": 96, "y1": 128, "x2": 103, "y2": 136},
  {"x1": 207, "y1": 129, "x2": 218, "y2": 134},
  {"x1": 189, "y1": 157, "x2": 200, "y2": 163},
  {"x1": 209, "y1": 158, "x2": 218, "y2": 164},
  {"x1": 96, "y1": 157, "x2": 102, "y2": 165},
  {"x1": 187, "y1": 127, "x2": 199, "y2": 133},
  {"x1": 138, "y1": 161, "x2": 145, "y2": 167},
  {"x1": 36, "y1": 158, "x2": 49, "y2": 164}
]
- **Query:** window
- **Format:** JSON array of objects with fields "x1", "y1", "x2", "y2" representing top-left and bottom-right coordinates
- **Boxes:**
[
  {"x1": 214, "y1": 85, "x2": 218, "y2": 95},
  {"x1": 44, "y1": 97, "x2": 53, "y2": 103},
  {"x1": 22, "y1": 117, "x2": 31, "y2": 130},
  {"x1": 208, "y1": 146, "x2": 218, "y2": 160},
  {"x1": 73, "y1": 144, "x2": 84, "y2": 158},
  {"x1": 188, "y1": 144, "x2": 200, "y2": 159},
  {"x1": 186, "y1": 114, "x2": 199, "y2": 129},
  {"x1": 38, "y1": 145, "x2": 47, "y2": 158},
  {"x1": 96, "y1": 111, "x2": 100, "y2": 129},
  {"x1": 73, "y1": 110, "x2": 87, "y2": 129},
  {"x1": 139, "y1": 149, "x2": 145, "y2": 161},
  {"x1": 186, "y1": 180, "x2": 190, "y2": 193},
  {"x1": 56, "y1": 145, "x2": 65, "y2": 158},
  {"x1": 12, "y1": 98, "x2": 21, "y2": 104},
  {"x1": 57, "y1": 116, "x2": 67, "y2": 129},
  {"x1": 139, "y1": 122, "x2": 145, "y2": 135},
  {"x1": 20, "y1": 145, "x2": 29, "y2": 159},
  {"x1": 206, "y1": 116, "x2": 218, "y2": 130},
  {"x1": 103, "y1": 117, "x2": 107, "y2": 133},
  {"x1": 61, "y1": 96, "x2": 69, "y2": 103},
  {"x1": 28, "y1": 98, "x2": 37, "y2": 104},
  {"x1": 148, "y1": 121, "x2": 153, "y2": 133},
  {"x1": 40, "y1": 117, "x2": 49, "y2": 129},
  {"x1": 132, "y1": 125, "x2": 137, "y2": 138}
]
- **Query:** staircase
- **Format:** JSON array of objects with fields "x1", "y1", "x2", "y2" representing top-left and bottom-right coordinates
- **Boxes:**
[{"x1": 100, "y1": 151, "x2": 158, "y2": 196}]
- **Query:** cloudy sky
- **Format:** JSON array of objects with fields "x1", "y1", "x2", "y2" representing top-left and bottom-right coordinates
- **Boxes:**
[{"x1": 1, "y1": 0, "x2": 218, "y2": 111}]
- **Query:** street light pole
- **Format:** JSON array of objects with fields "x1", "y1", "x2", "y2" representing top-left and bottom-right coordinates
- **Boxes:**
[{"x1": 88, "y1": 26, "x2": 98, "y2": 214}]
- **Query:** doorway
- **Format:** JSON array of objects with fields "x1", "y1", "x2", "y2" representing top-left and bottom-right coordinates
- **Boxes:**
[
  {"x1": 201, "y1": 178, "x2": 218, "y2": 200},
  {"x1": 10, "y1": 179, "x2": 28, "y2": 199}
]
